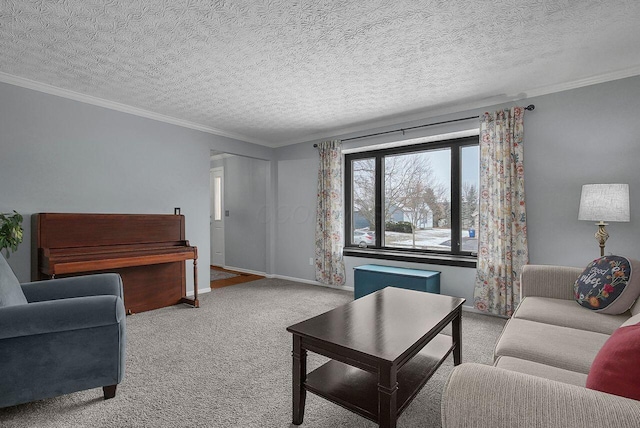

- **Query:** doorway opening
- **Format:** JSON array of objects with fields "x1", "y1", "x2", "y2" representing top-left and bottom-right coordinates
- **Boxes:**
[
  {"x1": 209, "y1": 151, "x2": 269, "y2": 288},
  {"x1": 210, "y1": 166, "x2": 225, "y2": 267},
  {"x1": 209, "y1": 266, "x2": 264, "y2": 289}
]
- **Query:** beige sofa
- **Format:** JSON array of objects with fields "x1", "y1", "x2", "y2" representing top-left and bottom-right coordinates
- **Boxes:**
[{"x1": 441, "y1": 264, "x2": 640, "y2": 428}]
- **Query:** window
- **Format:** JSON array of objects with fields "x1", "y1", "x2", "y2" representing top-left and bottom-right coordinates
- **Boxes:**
[
  {"x1": 344, "y1": 136, "x2": 479, "y2": 263},
  {"x1": 213, "y1": 176, "x2": 222, "y2": 221}
]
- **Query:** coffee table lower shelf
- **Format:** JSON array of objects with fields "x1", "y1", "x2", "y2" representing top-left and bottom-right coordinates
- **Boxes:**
[{"x1": 304, "y1": 334, "x2": 453, "y2": 423}]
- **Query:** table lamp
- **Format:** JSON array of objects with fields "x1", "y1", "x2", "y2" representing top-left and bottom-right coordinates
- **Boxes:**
[{"x1": 578, "y1": 183, "x2": 630, "y2": 257}]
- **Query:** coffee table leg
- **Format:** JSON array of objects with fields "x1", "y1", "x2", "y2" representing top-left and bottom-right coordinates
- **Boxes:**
[
  {"x1": 377, "y1": 363, "x2": 398, "y2": 428},
  {"x1": 452, "y1": 307, "x2": 462, "y2": 365},
  {"x1": 292, "y1": 335, "x2": 307, "y2": 425}
]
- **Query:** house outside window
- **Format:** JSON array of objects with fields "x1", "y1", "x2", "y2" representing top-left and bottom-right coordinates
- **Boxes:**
[{"x1": 344, "y1": 136, "x2": 479, "y2": 265}]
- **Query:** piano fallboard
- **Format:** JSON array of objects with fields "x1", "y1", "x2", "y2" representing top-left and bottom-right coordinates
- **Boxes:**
[
  {"x1": 34, "y1": 213, "x2": 199, "y2": 313},
  {"x1": 40, "y1": 242, "x2": 197, "y2": 275}
]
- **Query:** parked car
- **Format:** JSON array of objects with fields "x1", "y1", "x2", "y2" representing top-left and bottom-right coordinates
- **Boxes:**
[{"x1": 353, "y1": 230, "x2": 375, "y2": 246}]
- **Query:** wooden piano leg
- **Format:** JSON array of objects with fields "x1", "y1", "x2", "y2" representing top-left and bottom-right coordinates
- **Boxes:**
[
  {"x1": 193, "y1": 259, "x2": 199, "y2": 307},
  {"x1": 180, "y1": 259, "x2": 200, "y2": 308}
]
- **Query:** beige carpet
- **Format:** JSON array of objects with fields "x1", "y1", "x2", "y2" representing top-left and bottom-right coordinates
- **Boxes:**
[{"x1": 0, "y1": 279, "x2": 506, "y2": 427}]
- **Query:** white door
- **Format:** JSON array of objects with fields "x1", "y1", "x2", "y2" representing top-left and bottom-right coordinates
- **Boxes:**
[{"x1": 210, "y1": 167, "x2": 225, "y2": 267}]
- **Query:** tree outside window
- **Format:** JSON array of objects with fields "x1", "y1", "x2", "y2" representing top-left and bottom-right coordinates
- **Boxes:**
[{"x1": 345, "y1": 136, "x2": 478, "y2": 256}]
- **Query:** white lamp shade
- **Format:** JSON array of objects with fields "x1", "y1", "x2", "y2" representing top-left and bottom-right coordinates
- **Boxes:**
[{"x1": 578, "y1": 184, "x2": 630, "y2": 222}]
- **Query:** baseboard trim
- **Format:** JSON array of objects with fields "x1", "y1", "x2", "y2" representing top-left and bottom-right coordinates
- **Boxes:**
[
  {"x1": 222, "y1": 265, "x2": 267, "y2": 277},
  {"x1": 272, "y1": 274, "x2": 355, "y2": 292},
  {"x1": 207, "y1": 268, "x2": 495, "y2": 314},
  {"x1": 193, "y1": 279, "x2": 498, "y2": 316},
  {"x1": 187, "y1": 287, "x2": 212, "y2": 297}
]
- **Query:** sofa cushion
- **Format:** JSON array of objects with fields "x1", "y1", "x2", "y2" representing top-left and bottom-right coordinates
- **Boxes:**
[
  {"x1": 574, "y1": 255, "x2": 640, "y2": 314},
  {"x1": 0, "y1": 254, "x2": 27, "y2": 307},
  {"x1": 495, "y1": 356, "x2": 587, "y2": 387},
  {"x1": 494, "y1": 318, "x2": 609, "y2": 374},
  {"x1": 586, "y1": 324, "x2": 640, "y2": 401},
  {"x1": 621, "y1": 312, "x2": 640, "y2": 327},
  {"x1": 631, "y1": 296, "x2": 640, "y2": 317},
  {"x1": 514, "y1": 296, "x2": 628, "y2": 335}
]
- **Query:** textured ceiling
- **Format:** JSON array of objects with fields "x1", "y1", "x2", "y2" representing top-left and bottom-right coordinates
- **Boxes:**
[{"x1": 1, "y1": 1, "x2": 640, "y2": 147}]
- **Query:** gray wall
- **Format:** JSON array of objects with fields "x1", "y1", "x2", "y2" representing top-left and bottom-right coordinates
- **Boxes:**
[
  {"x1": 0, "y1": 81, "x2": 268, "y2": 294},
  {"x1": 211, "y1": 155, "x2": 268, "y2": 273},
  {"x1": 523, "y1": 77, "x2": 639, "y2": 266},
  {"x1": 2, "y1": 74, "x2": 639, "y2": 305},
  {"x1": 276, "y1": 152, "x2": 318, "y2": 281},
  {"x1": 275, "y1": 75, "x2": 640, "y2": 306}
]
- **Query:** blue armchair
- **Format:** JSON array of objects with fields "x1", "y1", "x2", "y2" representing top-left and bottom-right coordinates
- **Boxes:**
[{"x1": 0, "y1": 255, "x2": 126, "y2": 408}]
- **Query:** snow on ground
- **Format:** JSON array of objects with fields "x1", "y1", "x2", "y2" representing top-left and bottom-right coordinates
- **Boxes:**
[
  {"x1": 385, "y1": 229, "x2": 452, "y2": 248},
  {"x1": 385, "y1": 228, "x2": 478, "y2": 251}
]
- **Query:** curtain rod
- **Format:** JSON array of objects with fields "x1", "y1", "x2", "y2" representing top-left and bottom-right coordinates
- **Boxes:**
[{"x1": 313, "y1": 104, "x2": 535, "y2": 146}]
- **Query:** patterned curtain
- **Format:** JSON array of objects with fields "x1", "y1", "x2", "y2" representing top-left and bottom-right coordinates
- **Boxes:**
[
  {"x1": 315, "y1": 140, "x2": 346, "y2": 285},
  {"x1": 473, "y1": 107, "x2": 528, "y2": 317}
]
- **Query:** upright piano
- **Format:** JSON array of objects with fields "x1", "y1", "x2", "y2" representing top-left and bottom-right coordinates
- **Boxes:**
[{"x1": 33, "y1": 213, "x2": 199, "y2": 314}]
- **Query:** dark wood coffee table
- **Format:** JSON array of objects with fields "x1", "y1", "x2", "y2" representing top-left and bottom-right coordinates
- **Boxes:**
[{"x1": 286, "y1": 287, "x2": 465, "y2": 428}]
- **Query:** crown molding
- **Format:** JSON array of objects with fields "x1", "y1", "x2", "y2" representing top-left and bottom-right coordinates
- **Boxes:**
[
  {"x1": 2, "y1": 64, "x2": 640, "y2": 150},
  {"x1": 273, "y1": 65, "x2": 640, "y2": 147},
  {"x1": 522, "y1": 65, "x2": 640, "y2": 100},
  {"x1": 0, "y1": 72, "x2": 270, "y2": 147},
  {"x1": 272, "y1": 103, "x2": 493, "y2": 148}
]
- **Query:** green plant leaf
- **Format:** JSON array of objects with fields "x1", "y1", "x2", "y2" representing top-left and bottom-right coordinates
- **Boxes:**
[{"x1": 0, "y1": 211, "x2": 24, "y2": 258}]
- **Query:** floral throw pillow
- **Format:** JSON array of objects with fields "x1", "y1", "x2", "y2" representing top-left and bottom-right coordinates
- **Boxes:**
[{"x1": 574, "y1": 255, "x2": 640, "y2": 314}]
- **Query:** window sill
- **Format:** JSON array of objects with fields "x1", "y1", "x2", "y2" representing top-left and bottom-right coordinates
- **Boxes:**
[{"x1": 343, "y1": 247, "x2": 477, "y2": 268}]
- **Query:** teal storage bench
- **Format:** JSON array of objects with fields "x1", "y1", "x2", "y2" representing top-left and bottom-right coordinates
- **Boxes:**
[{"x1": 353, "y1": 264, "x2": 441, "y2": 299}]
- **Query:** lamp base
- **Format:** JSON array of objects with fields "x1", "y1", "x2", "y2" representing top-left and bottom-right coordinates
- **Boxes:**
[{"x1": 594, "y1": 221, "x2": 609, "y2": 257}]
